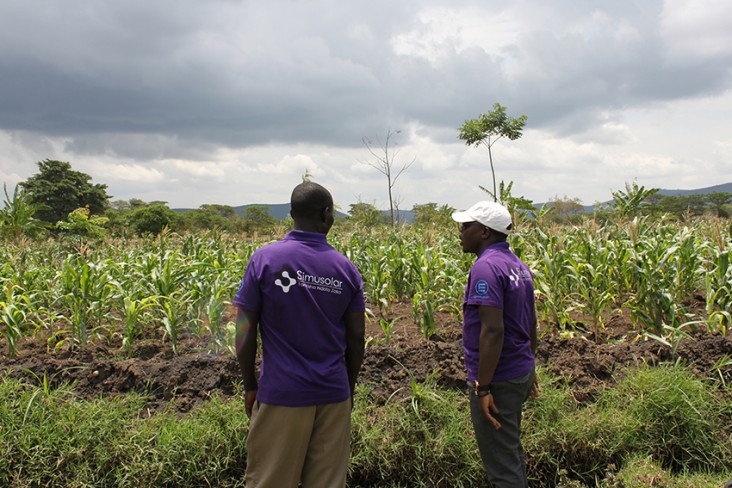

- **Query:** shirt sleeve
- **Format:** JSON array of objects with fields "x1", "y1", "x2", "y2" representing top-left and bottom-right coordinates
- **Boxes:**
[
  {"x1": 232, "y1": 255, "x2": 262, "y2": 311},
  {"x1": 466, "y1": 261, "x2": 505, "y2": 309},
  {"x1": 346, "y1": 264, "x2": 366, "y2": 313}
]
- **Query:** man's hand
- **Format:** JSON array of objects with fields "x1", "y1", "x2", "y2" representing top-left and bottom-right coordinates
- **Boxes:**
[
  {"x1": 479, "y1": 393, "x2": 501, "y2": 430},
  {"x1": 530, "y1": 373, "x2": 541, "y2": 399},
  {"x1": 245, "y1": 389, "x2": 258, "y2": 418}
]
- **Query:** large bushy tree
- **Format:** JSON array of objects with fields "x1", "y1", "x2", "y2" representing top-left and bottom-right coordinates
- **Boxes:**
[
  {"x1": 20, "y1": 160, "x2": 110, "y2": 225},
  {"x1": 705, "y1": 192, "x2": 732, "y2": 217},
  {"x1": 348, "y1": 202, "x2": 384, "y2": 228},
  {"x1": 411, "y1": 202, "x2": 454, "y2": 229},
  {"x1": 243, "y1": 205, "x2": 276, "y2": 233},
  {"x1": 129, "y1": 203, "x2": 178, "y2": 235},
  {"x1": 182, "y1": 204, "x2": 242, "y2": 232}
]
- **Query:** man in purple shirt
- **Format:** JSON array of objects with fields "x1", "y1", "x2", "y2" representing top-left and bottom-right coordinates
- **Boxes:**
[
  {"x1": 452, "y1": 200, "x2": 538, "y2": 488},
  {"x1": 233, "y1": 182, "x2": 366, "y2": 487}
]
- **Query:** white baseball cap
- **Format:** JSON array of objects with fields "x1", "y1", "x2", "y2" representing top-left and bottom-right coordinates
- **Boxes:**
[{"x1": 452, "y1": 201, "x2": 513, "y2": 234}]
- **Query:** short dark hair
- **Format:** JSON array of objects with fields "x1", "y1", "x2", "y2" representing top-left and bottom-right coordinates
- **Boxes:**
[
  {"x1": 290, "y1": 182, "x2": 333, "y2": 220},
  {"x1": 489, "y1": 228, "x2": 509, "y2": 241}
]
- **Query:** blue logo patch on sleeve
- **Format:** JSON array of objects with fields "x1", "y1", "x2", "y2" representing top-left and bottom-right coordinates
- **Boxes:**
[{"x1": 473, "y1": 280, "x2": 489, "y2": 297}]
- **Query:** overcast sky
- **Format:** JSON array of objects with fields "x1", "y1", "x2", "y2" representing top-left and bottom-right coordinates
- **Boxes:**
[{"x1": 1, "y1": 0, "x2": 731, "y2": 212}]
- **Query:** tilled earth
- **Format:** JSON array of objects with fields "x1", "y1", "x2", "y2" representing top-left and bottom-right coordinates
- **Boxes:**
[{"x1": 2, "y1": 302, "x2": 731, "y2": 413}]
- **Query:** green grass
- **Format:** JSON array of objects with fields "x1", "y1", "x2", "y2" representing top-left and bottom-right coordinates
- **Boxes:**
[
  {"x1": 350, "y1": 381, "x2": 486, "y2": 487},
  {"x1": 1, "y1": 364, "x2": 731, "y2": 487},
  {"x1": 0, "y1": 374, "x2": 249, "y2": 487},
  {"x1": 524, "y1": 366, "x2": 732, "y2": 486}
]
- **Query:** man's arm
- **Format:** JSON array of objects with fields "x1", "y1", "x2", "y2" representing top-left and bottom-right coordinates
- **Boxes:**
[
  {"x1": 477, "y1": 305, "x2": 505, "y2": 429},
  {"x1": 530, "y1": 311, "x2": 538, "y2": 355},
  {"x1": 477, "y1": 305, "x2": 504, "y2": 388},
  {"x1": 343, "y1": 310, "x2": 366, "y2": 398},
  {"x1": 235, "y1": 307, "x2": 260, "y2": 417},
  {"x1": 529, "y1": 304, "x2": 540, "y2": 398}
]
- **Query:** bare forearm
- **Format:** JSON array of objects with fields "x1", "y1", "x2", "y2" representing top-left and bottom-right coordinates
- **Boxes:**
[
  {"x1": 344, "y1": 312, "x2": 365, "y2": 394},
  {"x1": 235, "y1": 308, "x2": 259, "y2": 391},
  {"x1": 345, "y1": 345, "x2": 364, "y2": 394},
  {"x1": 477, "y1": 306, "x2": 504, "y2": 386},
  {"x1": 478, "y1": 326, "x2": 503, "y2": 386}
]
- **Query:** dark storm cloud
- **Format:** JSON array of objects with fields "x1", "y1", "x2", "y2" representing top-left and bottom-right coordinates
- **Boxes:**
[{"x1": 1, "y1": 0, "x2": 731, "y2": 161}]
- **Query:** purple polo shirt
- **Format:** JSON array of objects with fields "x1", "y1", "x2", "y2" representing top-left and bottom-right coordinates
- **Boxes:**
[
  {"x1": 462, "y1": 241, "x2": 536, "y2": 383},
  {"x1": 233, "y1": 230, "x2": 365, "y2": 407}
]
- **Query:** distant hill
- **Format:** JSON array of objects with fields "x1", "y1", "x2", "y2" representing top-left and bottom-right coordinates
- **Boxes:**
[
  {"x1": 537, "y1": 182, "x2": 732, "y2": 213},
  {"x1": 656, "y1": 182, "x2": 732, "y2": 197}
]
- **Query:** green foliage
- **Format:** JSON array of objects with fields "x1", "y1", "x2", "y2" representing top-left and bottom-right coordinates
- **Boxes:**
[
  {"x1": 350, "y1": 383, "x2": 486, "y2": 487},
  {"x1": 242, "y1": 205, "x2": 276, "y2": 233},
  {"x1": 648, "y1": 191, "x2": 732, "y2": 219},
  {"x1": 612, "y1": 456, "x2": 730, "y2": 488},
  {"x1": 117, "y1": 395, "x2": 249, "y2": 486},
  {"x1": 0, "y1": 375, "x2": 148, "y2": 486},
  {"x1": 20, "y1": 159, "x2": 110, "y2": 225},
  {"x1": 605, "y1": 364, "x2": 728, "y2": 472},
  {"x1": 2, "y1": 364, "x2": 730, "y2": 487},
  {"x1": 335, "y1": 228, "x2": 467, "y2": 337},
  {"x1": 547, "y1": 194, "x2": 585, "y2": 222},
  {"x1": 347, "y1": 201, "x2": 385, "y2": 228},
  {"x1": 458, "y1": 103, "x2": 527, "y2": 146},
  {"x1": 56, "y1": 207, "x2": 109, "y2": 239},
  {"x1": 611, "y1": 181, "x2": 659, "y2": 218},
  {"x1": 302, "y1": 168, "x2": 313, "y2": 182},
  {"x1": 458, "y1": 103, "x2": 528, "y2": 200},
  {"x1": 524, "y1": 366, "x2": 732, "y2": 486},
  {"x1": 0, "y1": 232, "x2": 253, "y2": 355},
  {"x1": 705, "y1": 191, "x2": 732, "y2": 217},
  {"x1": 129, "y1": 202, "x2": 178, "y2": 235},
  {"x1": 411, "y1": 202, "x2": 454, "y2": 229},
  {"x1": 56, "y1": 254, "x2": 115, "y2": 349},
  {"x1": 0, "y1": 183, "x2": 50, "y2": 240},
  {"x1": 180, "y1": 204, "x2": 243, "y2": 233},
  {"x1": 1, "y1": 216, "x2": 731, "y2": 353},
  {"x1": 490, "y1": 180, "x2": 537, "y2": 231},
  {"x1": 0, "y1": 376, "x2": 248, "y2": 487},
  {"x1": 0, "y1": 280, "x2": 36, "y2": 357}
]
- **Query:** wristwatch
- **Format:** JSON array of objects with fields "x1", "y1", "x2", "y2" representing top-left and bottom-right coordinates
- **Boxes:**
[{"x1": 474, "y1": 381, "x2": 491, "y2": 397}]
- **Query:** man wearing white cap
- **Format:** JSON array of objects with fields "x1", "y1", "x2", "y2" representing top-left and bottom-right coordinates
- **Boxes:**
[{"x1": 452, "y1": 200, "x2": 538, "y2": 487}]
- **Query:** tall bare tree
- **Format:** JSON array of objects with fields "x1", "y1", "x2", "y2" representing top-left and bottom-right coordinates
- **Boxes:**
[{"x1": 361, "y1": 128, "x2": 415, "y2": 226}]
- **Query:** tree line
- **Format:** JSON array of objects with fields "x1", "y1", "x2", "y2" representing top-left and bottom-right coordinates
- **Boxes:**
[
  {"x1": 0, "y1": 159, "x2": 459, "y2": 240},
  {"x1": 1, "y1": 160, "x2": 730, "y2": 241}
]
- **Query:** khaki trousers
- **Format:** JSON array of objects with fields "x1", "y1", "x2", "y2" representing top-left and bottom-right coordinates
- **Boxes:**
[{"x1": 245, "y1": 399, "x2": 351, "y2": 488}]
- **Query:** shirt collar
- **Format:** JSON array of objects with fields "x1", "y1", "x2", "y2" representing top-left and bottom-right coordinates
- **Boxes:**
[
  {"x1": 477, "y1": 241, "x2": 510, "y2": 258},
  {"x1": 284, "y1": 229, "x2": 329, "y2": 244}
]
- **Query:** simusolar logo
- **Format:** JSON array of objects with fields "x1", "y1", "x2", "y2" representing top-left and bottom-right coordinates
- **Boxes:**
[{"x1": 274, "y1": 268, "x2": 297, "y2": 293}]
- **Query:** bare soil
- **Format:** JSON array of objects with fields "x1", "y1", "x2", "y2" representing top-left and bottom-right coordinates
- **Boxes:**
[{"x1": 2, "y1": 301, "x2": 731, "y2": 414}]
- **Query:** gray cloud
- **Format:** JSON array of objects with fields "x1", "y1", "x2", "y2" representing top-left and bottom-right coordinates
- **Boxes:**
[{"x1": 1, "y1": 0, "x2": 731, "y2": 207}]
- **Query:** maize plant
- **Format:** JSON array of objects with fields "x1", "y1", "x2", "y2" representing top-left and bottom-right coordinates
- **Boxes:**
[{"x1": 0, "y1": 218, "x2": 729, "y2": 355}]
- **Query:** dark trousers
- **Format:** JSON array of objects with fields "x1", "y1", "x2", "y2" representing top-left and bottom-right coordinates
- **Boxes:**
[{"x1": 469, "y1": 372, "x2": 533, "y2": 488}]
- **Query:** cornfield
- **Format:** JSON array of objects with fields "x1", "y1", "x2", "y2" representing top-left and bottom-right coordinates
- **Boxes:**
[{"x1": 1, "y1": 217, "x2": 730, "y2": 357}]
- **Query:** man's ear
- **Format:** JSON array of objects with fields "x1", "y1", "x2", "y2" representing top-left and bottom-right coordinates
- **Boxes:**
[{"x1": 321, "y1": 206, "x2": 331, "y2": 222}]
